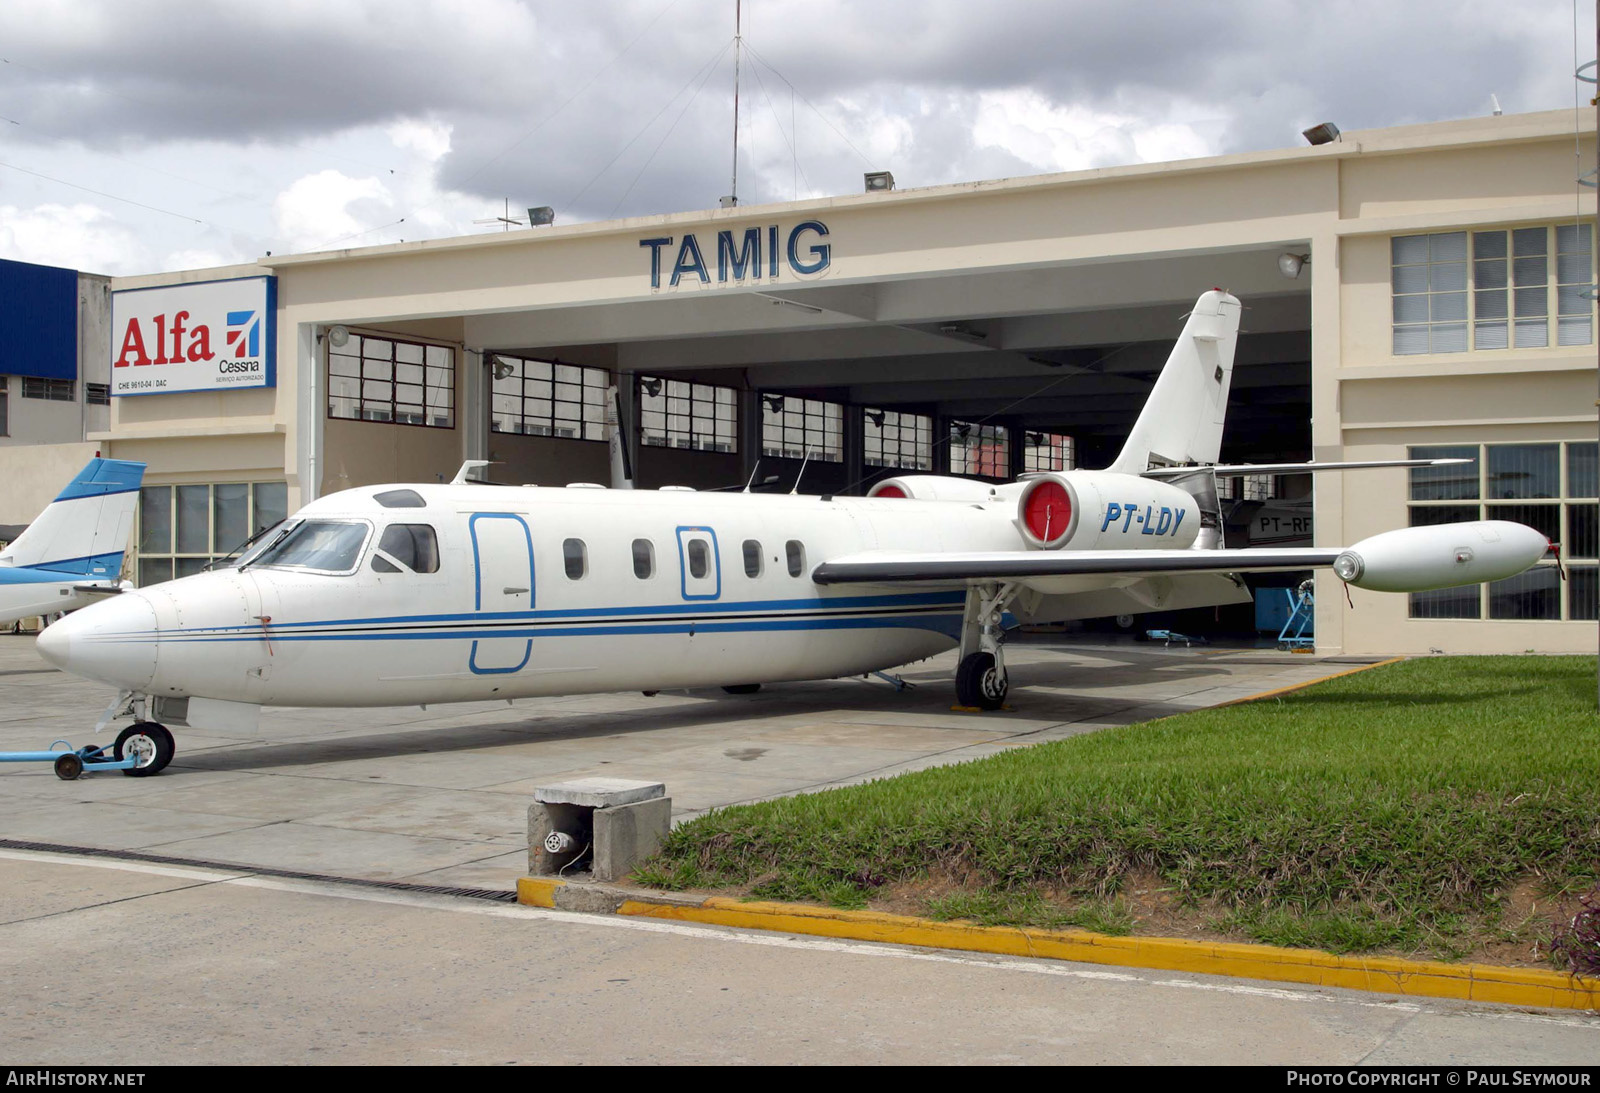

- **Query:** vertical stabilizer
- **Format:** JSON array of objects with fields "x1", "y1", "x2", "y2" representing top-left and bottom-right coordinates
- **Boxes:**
[
  {"x1": 1106, "y1": 290, "x2": 1241, "y2": 474},
  {"x1": 0, "y1": 459, "x2": 146, "y2": 577}
]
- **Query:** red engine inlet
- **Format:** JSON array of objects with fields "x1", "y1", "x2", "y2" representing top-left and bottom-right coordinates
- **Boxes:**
[
  {"x1": 872, "y1": 485, "x2": 907, "y2": 499},
  {"x1": 1019, "y1": 478, "x2": 1074, "y2": 547}
]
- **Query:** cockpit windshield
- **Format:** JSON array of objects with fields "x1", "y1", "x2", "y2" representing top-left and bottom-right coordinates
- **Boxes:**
[{"x1": 247, "y1": 520, "x2": 369, "y2": 573}]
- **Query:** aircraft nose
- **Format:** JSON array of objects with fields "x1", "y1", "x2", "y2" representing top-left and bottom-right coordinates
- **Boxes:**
[{"x1": 36, "y1": 591, "x2": 159, "y2": 690}]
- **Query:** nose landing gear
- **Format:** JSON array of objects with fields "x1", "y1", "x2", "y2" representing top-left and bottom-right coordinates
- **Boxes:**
[{"x1": 112, "y1": 722, "x2": 174, "y2": 777}]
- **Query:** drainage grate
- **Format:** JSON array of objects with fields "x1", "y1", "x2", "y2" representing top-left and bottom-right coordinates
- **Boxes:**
[{"x1": 0, "y1": 838, "x2": 521, "y2": 903}]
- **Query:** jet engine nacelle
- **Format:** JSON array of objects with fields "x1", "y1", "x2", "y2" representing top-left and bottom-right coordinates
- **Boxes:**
[
  {"x1": 867, "y1": 475, "x2": 997, "y2": 502},
  {"x1": 1014, "y1": 472, "x2": 1201, "y2": 551},
  {"x1": 1333, "y1": 520, "x2": 1550, "y2": 592}
]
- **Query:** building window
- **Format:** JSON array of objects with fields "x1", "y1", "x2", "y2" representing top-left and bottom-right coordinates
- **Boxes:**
[
  {"x1": 762, "y1": 395, "x2": 842, "y2": 462},
  {"x1": 490, "y1": 355, "x2": 607, "y2": 440},
  {"x1": 85, "y1": 383, "x2": 110, "y2": 406},
  {"x1": 1021, "y1": 431, "x2": 1075, "y2": 473},
  {"x1": 1407, "y1": 443, "x2": 1588, "y2": 621},
  {"x1": 137, "y1": 482, "x2": 289, "y2": 587},
  {"x1": 328, "y1": 334, "x2": 455, "y2": 428},
  {"x1": 0, "y1": 385, "x2": 7, "y2": 436},
  {"x1": 21, "y1": 377, "x2": 74, "y2": 401},
  {"x1": 639, "y1": 376, "x2": 737, "y2": 452},
  {"x1": 948, "y1": 421, "x2": 1009, "y2": 478},
  {"x1": 863, "y1": 408, "x2": 932, "y2": 470},
  {"x1": 1392, "y1": 225, "x2": 1594, "y2": 356}
]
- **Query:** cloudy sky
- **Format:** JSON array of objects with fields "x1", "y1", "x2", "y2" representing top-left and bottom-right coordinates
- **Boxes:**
[{"x1": 0, "y1": 0, "x2": 1592, "y2": 276}]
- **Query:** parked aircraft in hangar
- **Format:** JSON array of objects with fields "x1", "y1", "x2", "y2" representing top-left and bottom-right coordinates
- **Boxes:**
[
  {"x1": 36, "y1": 291, "x2": 1548, "y2": 776},
  {"x1": 0, "y1": 458, "x2": 144, "y2": 627}
]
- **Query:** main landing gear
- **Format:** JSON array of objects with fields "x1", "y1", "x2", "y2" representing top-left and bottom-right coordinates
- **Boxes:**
[{"x1": 954, "y1": 583, "x2": 1020, "y2": 710}]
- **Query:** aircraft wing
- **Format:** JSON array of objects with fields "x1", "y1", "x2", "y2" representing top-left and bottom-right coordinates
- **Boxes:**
[{"x1": 812, "y1": 548, "x2": 1339, "y2": 588}]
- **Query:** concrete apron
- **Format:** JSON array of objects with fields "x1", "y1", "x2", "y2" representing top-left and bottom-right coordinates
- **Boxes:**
[{"x1": 1, "y1": 633, "x2": 1379, "y2": 894}]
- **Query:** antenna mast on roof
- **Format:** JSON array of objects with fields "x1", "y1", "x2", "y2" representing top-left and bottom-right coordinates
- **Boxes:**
[{"x1": 729, "y1": 0, "x2": 742, "y2": 208}]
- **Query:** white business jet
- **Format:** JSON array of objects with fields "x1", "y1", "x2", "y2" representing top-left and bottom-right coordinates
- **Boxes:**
[
  {"x1": 37, "y1": 291, "x2": 1547, "y2": 776},
  {"x1": 0, "y1": 458, "x2": 145, "y2": 626}
]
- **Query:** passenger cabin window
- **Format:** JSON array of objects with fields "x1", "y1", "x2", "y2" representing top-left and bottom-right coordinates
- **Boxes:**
[
  {"x1": 687, "y1": 539, "x2": 710, "y2": 579},
  {"x1": 252, "y1": 521, "x2": 369, "y2": 573},
  {"x1": 563, "y1": 538, "x2": 587, "y2": 580},
  {"x1": 632, "y1": 538, "x2": 654, "y2": 579},
  {"x1": 786, "y1": 540, "x2": 805, "y2": 578},
  {"x1": 371, "y1": 524, "x2": 439, "y2": 573},
  {"x1": 743, "y1": 539, "x2": 763, "y2": 578}
]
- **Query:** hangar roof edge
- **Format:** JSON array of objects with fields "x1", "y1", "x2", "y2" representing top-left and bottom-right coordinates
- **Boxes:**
[{"x1": 244, "y1": 108, "x2": 1592, "y2": 273}]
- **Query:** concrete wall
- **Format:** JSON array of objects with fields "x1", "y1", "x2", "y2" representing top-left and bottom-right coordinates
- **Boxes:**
[{"x1": 0, "y1": 441, "x2": 102, "y2": 526}]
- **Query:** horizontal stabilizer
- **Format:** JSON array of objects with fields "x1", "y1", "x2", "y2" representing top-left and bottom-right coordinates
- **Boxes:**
[{"x1": 1143, "y1": 458, "x2": 1472, "y2": 478}]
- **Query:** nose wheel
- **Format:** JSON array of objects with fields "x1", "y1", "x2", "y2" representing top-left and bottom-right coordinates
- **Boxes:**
[{"x1": 113, "y1": 722, "x2": 174, "y2": 777}]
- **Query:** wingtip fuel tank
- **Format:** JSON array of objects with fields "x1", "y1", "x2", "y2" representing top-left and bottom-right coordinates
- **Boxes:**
[{"x1": 1332, "y1": 521, "x2": 1550, "y2": 593}]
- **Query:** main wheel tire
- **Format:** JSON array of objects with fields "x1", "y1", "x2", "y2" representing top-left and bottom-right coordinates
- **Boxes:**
[
  {"x1": 114, "y1": 722, "x2": 174, "y2": 777},
  {"x1": 53, "y1": 752, "x2": 84, "y2": 781},
  {"x1": 955, "y1": 652, "x2": 1008, "y2": 711},
  {"x1": 721, "y1": 684, "x2": 762, "y2": 695}
]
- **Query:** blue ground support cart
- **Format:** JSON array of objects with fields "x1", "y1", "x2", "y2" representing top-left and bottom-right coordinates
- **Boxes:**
[
  {"x1": 0, "y1": 740, "x2": 144, "y2": 780},
  {"x1": 1277, "y1": 581, "x2": 1315, "y2": 652}
]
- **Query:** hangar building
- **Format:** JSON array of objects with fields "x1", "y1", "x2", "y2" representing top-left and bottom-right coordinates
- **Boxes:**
[{"x1": 31, "y1": 107, "x2": 1597, "y2": 657}]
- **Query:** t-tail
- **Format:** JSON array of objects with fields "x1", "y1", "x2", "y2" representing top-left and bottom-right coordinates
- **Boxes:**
[
  {"x1": 1106, "y1": 289, "x2": 1241, "y2": 474},
  {"x1": 0, "y1": 458, "x2": 146, "y2": 579}
]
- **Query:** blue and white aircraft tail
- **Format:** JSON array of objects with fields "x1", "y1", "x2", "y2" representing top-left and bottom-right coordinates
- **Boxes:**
[{"x1": 0, "y1": 458, "x2": 146, "y2": 625}]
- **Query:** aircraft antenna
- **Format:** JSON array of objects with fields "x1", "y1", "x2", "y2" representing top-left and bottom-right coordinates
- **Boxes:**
[
  {"x1": 790, "y1": 447, "x2": 814, "y2": 494},
  {"x1": 742, "y1": 457, "x2": 763, "y2": 493}
]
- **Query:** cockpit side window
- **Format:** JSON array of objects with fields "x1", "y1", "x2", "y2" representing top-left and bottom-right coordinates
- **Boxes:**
[
  {"x1": 371, "y1": 523, "x2": 440, "y2": 573},
  {"x1": 374, "y1": 489, "x2": 427, "y2": 508},
  {"x1": 251, "y1": 520, "x2": 370, "y2": 573}
]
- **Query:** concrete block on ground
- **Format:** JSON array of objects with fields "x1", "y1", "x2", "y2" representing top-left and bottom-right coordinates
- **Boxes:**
[
  {"x1": 533, "y1": 778, "x2": 664, "y2": 808},
  {"x1": 593, "y1": 796, "x2": 672, "y2": 882}
]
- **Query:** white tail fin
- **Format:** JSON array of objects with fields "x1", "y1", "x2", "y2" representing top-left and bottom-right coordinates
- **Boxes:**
[
  {"x1": 0, "y1": 458, "x2": 145, "y2": 577},
  {"x1": 1107, "y1": 290, "x2": 1242, "y2": 474}
]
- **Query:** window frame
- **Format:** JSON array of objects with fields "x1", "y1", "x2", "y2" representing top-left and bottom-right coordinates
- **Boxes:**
[
  {"x1": 490, "y1": 354, "x2": 609, "y2": 441},
  {"x1": 328, "y1": 333, "x2": 456, "y2": 429},
  {"x1": 863, "y1": 407, "x2": 933, "y2": 471},
  {"x1": 1392, "y1": 224, "x2": 1595, "y2": 357},
  {"x1": 639, "y1": 375, "x2": 738, "y2": 453},
  {"x1": 762, "y1": 395, "x2": 843, "y2": 463},
  {"x1": 948, "y1": 420, "x2": 1010, "y2": 479},
  {"x1": 1406, "y1": 442, "x2": 1591, "y2": 622},
  {"x1": 137, "y1": 481, "x2": 290, "y2": 586},
  {"x1": 1021, "y1": 431, "x2": 1076, "y2": 474}
]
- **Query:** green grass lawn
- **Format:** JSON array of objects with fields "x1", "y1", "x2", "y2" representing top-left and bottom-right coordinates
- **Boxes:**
[{"x1": 633, "y1": 656, "x2": 1600, "y2": 959}]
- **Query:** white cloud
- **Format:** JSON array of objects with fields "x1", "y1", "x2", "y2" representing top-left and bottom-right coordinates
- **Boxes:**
[
  {"x1": 972, "y1": 90, "x2": 1224, "y2": 174},
  {"x1": 0, "y1": 202, "x2": 146, "y2": 273},
  {"x1": 272, "y1": 169, "x2": 392, "y2": 253}
]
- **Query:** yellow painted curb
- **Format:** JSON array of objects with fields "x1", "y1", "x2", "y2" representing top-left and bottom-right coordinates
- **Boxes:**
[
  {"x1": 516, "y1": 876, "x2": 565, "y2": 908},
  {"x1": 615, "y1": 896, "x2": 1600, "y2": 1012}
]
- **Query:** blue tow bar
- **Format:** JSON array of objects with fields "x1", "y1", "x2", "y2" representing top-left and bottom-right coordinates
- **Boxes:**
[{"x1": 0, "y1": 740, "x2": 140, "y2": 780}]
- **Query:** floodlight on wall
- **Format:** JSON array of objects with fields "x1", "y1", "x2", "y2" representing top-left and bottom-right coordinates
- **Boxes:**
[
  {"x1": 640, "y1": 377, "x2": 663, "y2": 398},
  {"x1": 864, "y1": 171, "x2": 895, "y2": 192},
  {"x1": 762, "y1": 395, "x2": 786, "y2": 415},
  {"x1": 1278, "y1": 252, "x2": 1310, "y2": 279},
  {"x1": 719, "y1": 195, "x2": 738, "y2": 208},
  {"x1": 490, "y1": 356, "x2": 517, "y2": 381},
  {"x1": 327, "y1": 325, "x2": 350, "y2": 348},
  {"x1": 1301, "y1": 122, "x2": 1341, "y2": 146},
  {"x1": 527, "y1": 206, "x2": 555, "y2": 226}
]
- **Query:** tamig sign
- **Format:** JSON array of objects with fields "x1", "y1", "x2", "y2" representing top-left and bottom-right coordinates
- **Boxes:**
[{"x1": 110, "y1": 276, "x2": 277, "y2": 396}]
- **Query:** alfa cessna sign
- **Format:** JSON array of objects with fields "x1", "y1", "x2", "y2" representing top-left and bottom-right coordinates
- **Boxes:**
[{"x1": 111, "y1": 276, "x2": 277, "y2": 395}]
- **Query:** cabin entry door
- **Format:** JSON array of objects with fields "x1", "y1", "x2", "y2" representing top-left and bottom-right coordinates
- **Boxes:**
[{"x1": 469, "y1": 513, "x2": 534, "y2": 674}]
